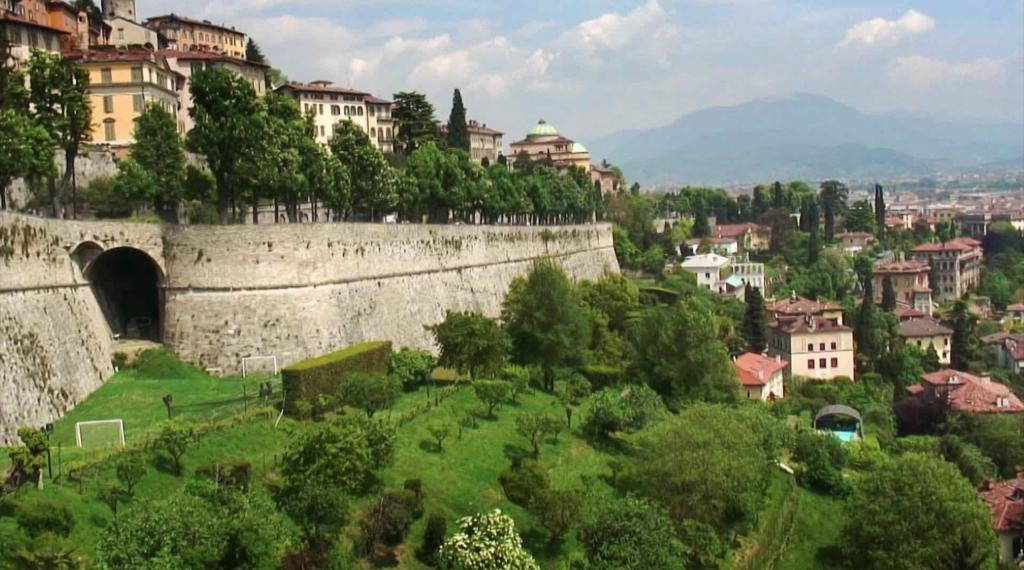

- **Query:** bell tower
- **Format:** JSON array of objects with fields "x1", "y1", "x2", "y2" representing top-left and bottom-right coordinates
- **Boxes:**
[{"x1": 101, "y1": 0, "x2": 136, "y2": 21}]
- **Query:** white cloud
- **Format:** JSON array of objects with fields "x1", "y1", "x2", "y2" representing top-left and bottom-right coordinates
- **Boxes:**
[
  {"x1": 566, "y1": 0, "x2": 672, "y2": 53},
  {"x1": 840, "y1": 9, "x2": 935, "y2": 48},
  {"x1": 888, "y1": 55, "x2": 1007, "y2": 87}
]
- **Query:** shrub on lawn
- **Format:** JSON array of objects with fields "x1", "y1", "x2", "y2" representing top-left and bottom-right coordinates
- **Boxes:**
[
  {"x1": 356, "y1": 488, "x2": 424, "y2": 556},
  {"x1": 12, "y1": 496, "x2": 75, "y2": 538},
  {"x1": 498, "y1": 458, "x2": 549, "y2": 507},
  {"x1": 195, "y1": 457, "x2": 253, "y2": 490},
  {"x1": 389, "y1": 348, "x2": 437, "y2": 391},
  {"x1": 580, "y1": 364, "x2": 623, "y2": 390},
  {"x1": 281, "y1": 341, "x2": 391, "y2": 417},
  {"x1": 418, "y1": 514, "x2": 447, "y2": 564}
]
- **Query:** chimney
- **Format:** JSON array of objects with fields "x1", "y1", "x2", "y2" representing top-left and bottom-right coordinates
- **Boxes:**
[
  {"x1": 776, "y1": 354, "x2": 781, "y2": 363},
  {"x1": 981, "y1": 376, "x2": 991, "y2": 384}
]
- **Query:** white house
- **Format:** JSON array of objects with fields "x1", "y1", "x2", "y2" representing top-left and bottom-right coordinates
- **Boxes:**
[{"x1": 680, "y1": 253, "x2": 731, "y2": 293}]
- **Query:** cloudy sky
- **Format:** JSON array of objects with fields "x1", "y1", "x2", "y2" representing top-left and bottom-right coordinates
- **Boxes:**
[{"x1": 140, "y1": 0, "x2": 1024, "y2": 142}]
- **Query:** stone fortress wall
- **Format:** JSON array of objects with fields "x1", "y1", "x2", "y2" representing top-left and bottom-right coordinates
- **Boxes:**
[{"x1": 0, "y1": 212, "x2": 618, "y2": 442}]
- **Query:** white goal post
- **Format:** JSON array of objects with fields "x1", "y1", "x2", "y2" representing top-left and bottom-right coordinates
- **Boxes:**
[
  {"x1": 241, "y1": 355, "x2": 279, "y2": 377},
  {"x1": 75, "y1": 419, "x2": 126, "y2": 448}
]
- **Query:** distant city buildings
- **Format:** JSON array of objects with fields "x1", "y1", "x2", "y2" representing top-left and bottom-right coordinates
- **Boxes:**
[
  {"x1": 1, "y1": 0, "x2": 67, "y2": 63},
  {"x1": 144, "y1": 13, "x2": 246, "y2": 59},
  {"x1": 872, "y1": 260, "x2": 933, "y2": 316}
]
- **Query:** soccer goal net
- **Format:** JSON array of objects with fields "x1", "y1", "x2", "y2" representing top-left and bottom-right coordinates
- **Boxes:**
[
  {"x1": 75, "y1": 419, "x2": 126, "y2": 448},
  {"x1": 241, "y1": 355, "x2": 279, "y2": 378}
]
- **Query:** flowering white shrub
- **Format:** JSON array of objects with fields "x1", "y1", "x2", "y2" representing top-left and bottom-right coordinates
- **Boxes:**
[{"x1": 437, "y1": 509, "x2": 539, "y2": 570}]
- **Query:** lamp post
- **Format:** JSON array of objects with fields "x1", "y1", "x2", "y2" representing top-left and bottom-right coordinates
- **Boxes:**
[{"x1": 43, "y1": 422, "x2": 54, "y2": 480}]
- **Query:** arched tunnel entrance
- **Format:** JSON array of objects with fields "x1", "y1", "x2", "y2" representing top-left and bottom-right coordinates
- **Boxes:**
[{"x1": 84, "y1": 247, "x2": 164, "y2": 342}]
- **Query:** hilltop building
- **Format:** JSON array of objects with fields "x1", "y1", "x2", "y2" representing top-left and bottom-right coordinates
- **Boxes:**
[
  {"x1": 714, "y1": 223, "x2": 771, "y2": 252},
  {"x1": 441, "y1": 120, "x2": 503, "y2": 165},
  {"x1": 590, "y1": 166, "x2": 620, "y2": 195},
  {"x1": 872, "y1": 260, "x2": 933, "y2": 316},
  {"x1": 101, "y1": 0, "x2": 134, "y2": 20},
  {"x1": 767, "y1": 314, "x2": 855, "y2": 381},
  {"x1": 898, "y1": 318, "x2": 952, "y2": 365},
  {"x1": 906, "y1": 370, "x2": 1023, "y2": 414},
  {"x1": 1, "y1": 0, "x2": 67, "y2": 63},
  {"x1": 275, "y1": 81, "x2": 395, "y2": 153},
  {"x1": 768, "y1": 293, "x2": 844, "y2": 325},
  {"x1": 982, "y1": 332, "x2": 1024, "y2": 374},
  {"x1": 734, "y1": 352, "x2": 787, "y2": 401},
  {"x1": 144, "y1": 13, "x2": 246, "y2": 59},
  {"x1": 65, "y1": 48, "x2": 183, "y2": 153},
  {"x1": 510, "y1": 120, "x2": 591, "y2": 173},
  {"x1": 978, "y1": 474, "x2": 1024, "y2": 564},
  {"x1": 46, "y1": 1, "x2": 110, "y2": 51},
  {"x1": 910, "y1": 237, "x2": 983, "y2": 300},
  {"x1": 107, "y1": 14, "x2": 155, "y2": 48},
  {"x1": 835, "y1": 231, "x2": 875, "y2": 254},
  {"x1": 680, "y1": 253, "x2": 731, "y2": 293}
]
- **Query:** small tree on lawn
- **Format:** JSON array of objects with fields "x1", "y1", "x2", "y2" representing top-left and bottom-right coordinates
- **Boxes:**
[
  {"x1": 474, "y1": 380, "x2": 510, "y2": 416},
  {"x1": 155, "y1": 422, "x2": 194, "y2": 475},
  {"x1": 530, "y1": 489, "x2": 585, "y2": 546},
  {"x1": 501, "y1": 365, "x2": 532, "y2": 403},
  {"x1": 437, "y1": 509, "x2": 539, "y2": 570},
  {"x1": 418, "y1": 514, "x2": 447, "y2": 565},
  {"x1": 515, "y1": 413, "x2": 546, "y2": 457},
  {"x1": 8, "y1": 427, "x2": 49, "y2": 489},
  {"x1": 97, "y1": 484, "x2": 130, "y2": 515},
  {"x1": 115, "y1": 455, "x2": 146, "y2": 495},
  {"x1": 342, "y1": 373, "x2": 403, "y2": 418},
  {"x1": 429, "y1": 311, "x2": 510, "y2": 380},
  {"x1": 556, "y1": 373, "x2": 592, "y2": 429},
  {"x1": 427, "y1": 423, "x2": 451, "y2": 452}
]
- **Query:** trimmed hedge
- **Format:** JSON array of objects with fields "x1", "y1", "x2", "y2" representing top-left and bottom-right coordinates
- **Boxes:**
[
  {"x1": 282, "y1": 341, "x2": 391, "y2": 416},
  {"x1": 580, "y1": 364, "x2": 623, "y2": 390}
]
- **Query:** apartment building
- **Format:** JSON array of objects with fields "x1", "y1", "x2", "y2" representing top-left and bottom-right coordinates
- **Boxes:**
[
  {"x1": 898, "y1": 318, "x2": 952, "y2": 365},
  {"x1": 835, "y1": 231, "x2": 875, "y2": 254},
  {"x1": 161, "y1": 50, "x2": 267, "y2": 133},
  {"x1": 590, "y1": 166, "x2": 620, "y2": 195},
  {"x1": 106, "y1": 15, "x2": 154, "y2": 48},
  {"x1": 468, "y1": 120, "x2": 502, "y2": 165},
  {"x1": 45, "y1": 0, "x2": 110, "y2": 51},
  {"x1": 1, "y1": 0, "x2": 66, "y2": 63},
  {"x1": 873, "y1": 260, "x2": 933, "y2": 316},
  {"x1": 910, "y1": 237, "x2": 983, "y2": 300},
  {"x1": 144, "y1": 13, "x2": 246, "y2": 59},
  {"x1": 767, "y1": 314, "x2": 855, "y2": 380},
  {"x1": 275, "y1": 81, "x2": 395, "y2": 153},
  {"x1": 66, "y1": 48, "x2": 182, "y2": 152},
  {"x1": 510, "y1": 120, "x2": 591, "y2": 172},
  {"x1": 768, "y1": 294, "x2": 845, "y2": 325}
]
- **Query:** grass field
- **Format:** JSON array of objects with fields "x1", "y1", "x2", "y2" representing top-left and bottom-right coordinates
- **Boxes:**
[{"x1": 776, "y1": 487, "x2": 845, "y2": 569}]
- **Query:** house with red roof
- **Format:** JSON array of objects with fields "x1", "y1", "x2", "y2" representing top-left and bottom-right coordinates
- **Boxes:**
[
  {"x1": 768, "y1": 293, "x2": 845, "y2": 325},
  {"x1": 906, "y1": 370, "x2": 1024, "y2": 414},
  {"x1": 898, "y1": 318, "x2": 952, "y2": 364},
  {"x1": 978, "y1": 474, "x2": 1024, "y2": 563},
  {"x1": 910, "y1": 238, "x2": 983, "y2": 300},
  {"x1": 734, "y1": 352, "x2": 787, "y2": 401},
  {"x1": 766, "y1": 314, "x2": 855, "y2": 381},
  {"x1": 713, "y1": 223, "x2": 770, "y2": 252},
  {"x1": 982, "y1": 332, "x2": 1024, "y2": 374},
  {"x1": 873, "y1": 259, "x2": 933, "y2": 316},
  {"x1": 835, "y1": 231, "x2": 875, "y2": 254}
]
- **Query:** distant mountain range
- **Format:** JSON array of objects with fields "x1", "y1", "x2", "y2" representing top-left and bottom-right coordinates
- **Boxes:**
[{"x1": 586, "y1": 93, "x2": 1024, "y2": 186}]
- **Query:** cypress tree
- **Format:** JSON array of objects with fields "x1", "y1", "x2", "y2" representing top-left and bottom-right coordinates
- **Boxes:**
[
  {"x1": 881, "y1": 275, "x2": 897, "y2": 311},
  {"x1": 806, "y1": 195, "x2": 820, "y2": 264},
  {"x1": 923, "y1": 344, "x2": 941, "y2": 372},
  {"x1": 874, "y1": 183, "x2": 886, "y2": 240},
  {"x1": 929, "y1": 263, "x2": 941, "y2": 299},
  {"x1": 245, "y1": 38, "x2": 266, "y2": 64},
  {"x1": 742, "y1": 285, "x2": 767, "y2": 353},
  {"x1": 855, "y1": 278, "x2": 879, "y2": 372},
  {"x1": 693, "y1": 204, "x2": 710, "y2": 238},
  {"x1": 950, "y1": 300, "x2": 976, "y2": 371},
  {"x1": 446, "y1": 88, "x2": 469, "y2": 151},
  {"x1": 771, "y1": 181, "x2": 785, "y2": 209}
]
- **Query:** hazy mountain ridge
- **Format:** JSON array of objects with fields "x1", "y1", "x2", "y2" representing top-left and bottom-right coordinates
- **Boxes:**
[{"x1": 588, "y1": 93, "x2": 1024, "y2": 185}]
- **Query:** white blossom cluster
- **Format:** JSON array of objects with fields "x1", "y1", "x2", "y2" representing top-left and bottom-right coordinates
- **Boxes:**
[{"x1": 437, "y1": 509, "x2": 540, "y2": 570}]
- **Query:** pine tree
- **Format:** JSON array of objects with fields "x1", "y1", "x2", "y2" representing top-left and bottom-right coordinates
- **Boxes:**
[
  {"x1": 881, "y1": 275, "x2": 897, "y2": 312},
  {"x1": 874, "y1": 183, "x2": 886, "y2": 240},
  {"x1": 855, "y1": 278, "x2": 879, "y2": 373},
  {"x1": 693, "y1": 204, "x2": 710, "y2": 238},
  {"x1": 923, "y1": 344, "x2": 941, "y2": 372},
  {"x1": 819, "y1": 180, "x2": 848, "y2": 243},
  {"x1": 446, "y1": 88, "x2": 469, "y2": 151},
  {"x1": 771, "y1": 181, "x2": 785, "y2": 209},
  {"x1": 742, "y1": 285, "x2": 767, "y2": 353},
  {"x1": 245, "y1": 38, "x2": 266, "y2": 64}
]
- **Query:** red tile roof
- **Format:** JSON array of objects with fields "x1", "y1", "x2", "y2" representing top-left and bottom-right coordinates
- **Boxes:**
[
  {"x1": 735, "y1": 352, "x2": 788, "y2": 387},
  {"x1": 768, "y1": 295, "x2": 843, "y2": 316},
  {"x1": 979, "y1": 479, "x2": 1024, "y2": 532},
  {"x1": 715, "y1": 223, "x2": 769, "y2": 239},
  {"x1": 918, "y1": 370, "x2": 1024, "y2": 413},
  {"x1": 913, "y1": 238, "x2": 982, "y2": 253},
  {"x1": 1007, "y1": 303, "x2": 1024, "y2": 313},
  {"x1": 277, "y1": 82, "x2": 370, "y2": 96},
  {"x1": 898, "y1": 318, "x2": 952, "y2": 338},
  {"x1": 769, "y1": 316, "x2": 850, "y2": 335},
  {"x1": 874, "y1": 260, "x2": 930, "y2": 275},
  {"x1": 157, "y1": 49, "x2": 269, "y2": 68}
]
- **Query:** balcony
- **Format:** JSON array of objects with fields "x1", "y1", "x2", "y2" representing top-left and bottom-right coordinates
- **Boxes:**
[{"x1": 2, "y1": 0, "x2": 26, "y2": 17}]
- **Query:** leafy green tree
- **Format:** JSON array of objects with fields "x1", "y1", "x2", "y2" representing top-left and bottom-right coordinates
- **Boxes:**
[
  {"x1": 0, "y1": 32, "x2": 29, "y2": 112},
  {"x1": 392, "y1": 91, "x2": 440, "y2": 154},
  {"x1": 791, "y1": 432, "x2": 848, "y2": 495},
  {"x1": 446, "y1": 88, "x2": 469, "y2": 150},
  {"x1": 742, "y1": 285, "x2": 767, "y2": 353},
  {"x1": 583, "y1": 385, "x2": 664, "y2": 437},
  {"x1": 115, "y1": 454, "x2": 146, "y2": 495},
  {"x1": 28, "y1": 51, "x2": 91, "y2": 218},
  {"x1": 427, "y1": 422, "x2": 451, "y2": 451},
  {"x1": 819, "y1": 180, "x2": 848, "y2": 243},
  {"x1": 979, "y1": 270, "x2": 1012, "y2": 309},
  {"x1": 843, "y1": 200, "x2": 876, "y2": 233},
  {"x1": 630, "y1": 300, "x2": 737, "y2": 405},
  {"x1": 110, "y1": 158, "x2": 157, "y2": 213},
  {"x1": 500, "y1": 365, "x2": 532, "y2": 403},
  {"x1": 840, "y1": 454, "x2": 996, "y2": 570},
  {"x1": 881, "y1": 275, "x2": 897, "y2": 311},
  {"x1": 129, "y1": 104, "x2": 186, "y2": 219},
  {"x1": 329, "y1": 120, "x2": 394, "y2": 220},
  {"x1": 624, "y1": 404, "x2": 777, "y2": 532},
  {"x1": 155, "y1": 421, "x2": 194, "y2": 475},
  {"x1": 429, "y1": 311, "x2": 509, "y2": 379},
  {"x1": 11, "y1": 533, "x2": 83, "y2": 569},
  {"x1": 692, "y1": 203, "x2": 710, "y2": 237},
  {"x1": 677, "y1": 519, "x2": 729, "y2": 570},
  {"x1": 97, "y1": 483, "x2": 131, "y2": 515},
  {"x1": 342, "y1": 373, "x2": 402, "y2": 418},
  {"x1": 245, "y1": 38, "x2": 266, "y2": 63},
  {"x1": 514, "y1": 411, "x2": 560, "y2": 456},
  {"x1": 805, "y1": 194, "x2": 820, "y2": 263},
  {"x1": 390, "y1": 348, "x2": 437, "y2": 390},
  {"x1": 530, "y1": 489, "x2": 585, "y2": 545},
  {"x1": 577, "y1": 496, "x2": 686, "y2": 570},
  {"x1": 0, "y1": 110, "x2": 54, "y2": 210},
  {"x1": 949, "y1": 300, "x2": 977, "y2": 370},
  {"x1": 763, "y1": 208, "x2": 800, "y2": 259},
  {"x1": 8, "y1": 427, "x2": 49, "y2": 489},
  {"x1": 187, "y1": 66, "x2": 263, "y2": 222},
  {"x1": 98, "y1": 481, "x2": 295, "y2": 569},
  {"x1": 473, "y1": 380, "x2": 510, "y2": 416},
  {"x1": 503, "y1": 259, "x2": 590, "y2": 391},
  {"x1": 437, "y1": 509, "x2": 539, "y2": 570}
]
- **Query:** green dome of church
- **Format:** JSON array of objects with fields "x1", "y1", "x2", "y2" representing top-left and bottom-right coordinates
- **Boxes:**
[
  {"x1": 571, "y1": 142, "x2": 588, "y2": 153},
  {"x1": 528, "y1": 120, "x2": 559, "y2": 137}
]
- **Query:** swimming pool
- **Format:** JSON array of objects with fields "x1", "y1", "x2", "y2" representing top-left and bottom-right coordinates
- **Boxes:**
[{"x1": 831, "y1": 430, "x2": 858, "y2": 443}]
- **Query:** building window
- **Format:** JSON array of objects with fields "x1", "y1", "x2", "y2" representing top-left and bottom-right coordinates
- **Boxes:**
[
  {"x1": 808, "y1": 344, "x2": 814, "y2": 352},
  {"x1": 103, "y1": 95, "x2": 113, "y2": 113},
  {"x1": 808, "y1": 359, "x2": 815, "y2": 370},
  {"x1": 103, "y1": 119, "x2": 115, "y2": 141},
  {"x1": 319, "y1": 125, "x2": 325, "y2": 136},
  {"x1": 357, "y1": 106, "x2": 363, "y2": 116},
  {"x1": 386, "y1": 128, "x2": 392, "y2": 139},
  {"x1": 819, "y1": 358, "x2": 827, "y2": 369},
  {"x1": 819, "y1": 343, "x2": 825, "y2": 351},
  {"x1": 830, "y1": 342, "x2": 837, "y2": 350},
  {"x1": 318, "y1": 104, "x2": 323, "y2": 114},
  {"x1": 831, "y1": 357, "x2": 838, "y2": 368},
  {"x1": 331, "y1": 105, "x2": 340, "y2": 116},
  {"x1": 101, "y1": 68, "x2": 112, "y2": 83},
  {"x1": 132, "y1": 94, "x2": 144, "y2": 112},
  {"x1": 117, "y1": 28, "x2": 125, "y2": 41},
  {"x1": 370, "y1": 127, "x2": 376, "y2": 137},
  {"x1": 131, "y1": 67, "x2": 143, "y2": 82}
]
